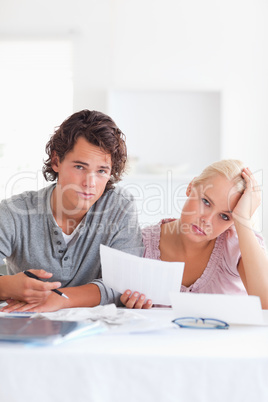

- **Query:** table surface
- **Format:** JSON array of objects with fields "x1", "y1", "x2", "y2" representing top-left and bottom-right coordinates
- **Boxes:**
[{"x1": 1, "y1": 308, "x2": 268, "y2": 402}]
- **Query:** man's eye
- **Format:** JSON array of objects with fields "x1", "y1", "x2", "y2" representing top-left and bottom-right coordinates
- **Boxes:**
[
  {"x1": 98, "y1": 170, "x2": 110, "y2": 176},
  {"x1": 201, "y1": 198, "x2": 210, "y2": 206},
  {"x1": 75, "y1": 165, "x2": 84, "y2": 170},
  {"x1": 220, "y1": 213, "x2": 230, "y2": 221}
]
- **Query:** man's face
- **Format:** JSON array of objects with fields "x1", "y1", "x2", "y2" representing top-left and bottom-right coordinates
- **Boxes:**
[{"x1": 52, "y1": 136, "x2": 112, "y2": 216}]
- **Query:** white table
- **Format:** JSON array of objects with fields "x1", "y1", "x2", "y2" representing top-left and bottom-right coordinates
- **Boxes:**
[{"x1": 0, "y1": 308, "x2": 268, "y2": 402}]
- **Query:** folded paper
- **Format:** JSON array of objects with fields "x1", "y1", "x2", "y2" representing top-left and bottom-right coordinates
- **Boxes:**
[{"x1": 170, "y1": 292, "x2": 266, "y2": 326}]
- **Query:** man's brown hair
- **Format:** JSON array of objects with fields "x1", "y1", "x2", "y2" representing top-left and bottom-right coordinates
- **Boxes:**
[{"x1": 43, "y1": 109, "x2": 127, "y2": 191}]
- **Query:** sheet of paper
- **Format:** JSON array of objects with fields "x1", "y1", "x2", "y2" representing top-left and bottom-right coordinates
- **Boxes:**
[
  {"x1": 100, "y1": 245, "x2": 184, "y2": 305},
  {"x1": 169, "y1": 292, "x2": 266, "y2": 326}
]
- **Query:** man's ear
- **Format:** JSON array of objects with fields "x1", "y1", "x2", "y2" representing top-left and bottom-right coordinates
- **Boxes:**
[{"x1": 51, "y1": 152, "x2": 60, "y2": 172}]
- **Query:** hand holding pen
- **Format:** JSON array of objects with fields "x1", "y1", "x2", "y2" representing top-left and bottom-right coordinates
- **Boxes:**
[{"x1": 23, "y1": 270, "x2": 69, "y2": 299}]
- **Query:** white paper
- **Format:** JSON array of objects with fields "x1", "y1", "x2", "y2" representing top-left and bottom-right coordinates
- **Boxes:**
[
  {"x1": 170, "y1": 292, "x2": 266, "y2": 326},
  {"x1": 100, "y1": 245, "x2": 184, "y2": 305}
]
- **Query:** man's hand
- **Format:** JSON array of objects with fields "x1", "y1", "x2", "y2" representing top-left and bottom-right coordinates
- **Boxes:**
[
  {"x1": 0, "y1": 269, "x2": 62, "y2": 304},
  {"x1": 120, "y1": 290, "x2": 152, "y2": 309},
  {"x1": 1, "y1": 290, "x2": 69, "y2": 313}
]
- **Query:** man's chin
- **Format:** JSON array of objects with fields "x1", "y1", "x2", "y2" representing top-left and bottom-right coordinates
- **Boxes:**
[
  {"x1": 77, "y1": 199, "x2": 95, "y2": 211},
  {"x1": 64, "y1": 199, "x2": 95, "y2": 215}
]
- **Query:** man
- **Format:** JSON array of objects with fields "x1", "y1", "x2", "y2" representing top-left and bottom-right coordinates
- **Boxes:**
[{"x1": 0, "y1": 110, "x2": 143, "y2": 312}]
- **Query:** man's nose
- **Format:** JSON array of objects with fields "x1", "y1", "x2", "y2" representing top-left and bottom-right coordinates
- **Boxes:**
[{"x1": 83, "y1": 173, "x2": 96, "y2": 188}]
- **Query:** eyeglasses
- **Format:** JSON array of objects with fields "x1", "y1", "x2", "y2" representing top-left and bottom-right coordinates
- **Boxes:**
[{"x1": 172, "y1": 317, "x2": 229, "y2": 330}]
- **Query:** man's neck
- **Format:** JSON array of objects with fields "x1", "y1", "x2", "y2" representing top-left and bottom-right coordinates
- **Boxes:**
[{"x1": 50, "y1": 187, "x2": 87, "y2": 234}]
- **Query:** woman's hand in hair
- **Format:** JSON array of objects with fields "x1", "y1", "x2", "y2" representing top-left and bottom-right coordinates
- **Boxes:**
[{"x1": 232, "y1": 167, "x2": 261, "y2": 226}]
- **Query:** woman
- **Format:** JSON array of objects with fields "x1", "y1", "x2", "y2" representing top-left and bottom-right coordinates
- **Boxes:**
[{"x1": 120, "y1": 160, "x2": 268, "y2": 309}]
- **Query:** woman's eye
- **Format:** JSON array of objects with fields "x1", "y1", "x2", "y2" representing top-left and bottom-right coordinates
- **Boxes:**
[
  {"x1": 201, "y1": 198, "x2": 210, "y2": 206},
  {"x1": 220, "y1": 213, "x2": 230, "y2": 221}
]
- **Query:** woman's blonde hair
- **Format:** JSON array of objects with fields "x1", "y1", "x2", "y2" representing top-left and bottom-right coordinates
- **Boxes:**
[{"x1": 191, "y1": 159, "x2": 246, "y2": 193}]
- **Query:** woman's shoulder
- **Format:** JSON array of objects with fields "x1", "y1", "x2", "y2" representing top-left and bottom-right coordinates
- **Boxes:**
[
  {"x1": 142, "y1": 218, "x2": 176, "y2": 238},
  {"x1": 142, "y1": 218, "x2": 176, "y2": 259}
]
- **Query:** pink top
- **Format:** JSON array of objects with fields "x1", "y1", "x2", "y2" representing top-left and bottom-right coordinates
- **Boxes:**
[{"x1": 142, "y1": 219, "x2": 265, "y2": 295}]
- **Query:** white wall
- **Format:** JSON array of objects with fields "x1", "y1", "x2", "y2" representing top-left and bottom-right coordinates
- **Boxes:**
[
  {"x1": 108, "y1": 90, "x2": 221, "y2": 174},
  {"x1": 1, "y1": 0, "x2": 268, "y2": 239}
]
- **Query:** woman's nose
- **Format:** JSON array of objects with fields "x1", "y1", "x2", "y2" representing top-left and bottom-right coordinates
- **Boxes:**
[{"x1": 201, "y1": 212, "x2": 214, "y2": 224}]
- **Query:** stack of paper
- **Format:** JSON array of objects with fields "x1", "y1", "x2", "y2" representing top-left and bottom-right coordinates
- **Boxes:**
[{"x1": 0, "y1": 316, "x2": 105, "y2": 345}]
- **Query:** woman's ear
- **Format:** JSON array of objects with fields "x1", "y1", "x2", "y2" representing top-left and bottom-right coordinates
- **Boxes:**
[
  {"x1": 186, "y1": 182, "x2": 192, "y2": 197},
  {"x1": 186, "y1": 178, "x2": 196, "y2": 196}
]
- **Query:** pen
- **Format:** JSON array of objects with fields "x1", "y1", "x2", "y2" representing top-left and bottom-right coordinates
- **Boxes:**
[{"x1": 23, "y1": 270, "x2": 69, "y2": 299}]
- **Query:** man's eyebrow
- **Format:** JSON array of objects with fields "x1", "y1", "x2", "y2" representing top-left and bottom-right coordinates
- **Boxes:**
[
  {"x1": 99, "y1": 165, "x2": 111, "y2": 171},
  {"x1": 204, "y1": 192, "x2": 232, "y2": 214},
  {"x1": 72, "y1": 160, "x2": 89, "y2": 166},
  {"x1": 72, "y1": 160, "x2": 111, "y2": 170}
]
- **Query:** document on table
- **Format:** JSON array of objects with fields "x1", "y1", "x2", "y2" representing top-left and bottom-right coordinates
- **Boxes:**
[
  {"x1": 100, "y1": 245, "x2": 184, "y2": 305},
  {"x1": 170, "y1": 292, "x2": 267, "y2": 326}
]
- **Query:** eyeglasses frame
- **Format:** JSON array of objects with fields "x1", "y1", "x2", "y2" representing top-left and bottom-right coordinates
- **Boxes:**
[{"x1": 172, "y1": 316, "x2": 229, "y2": 330}]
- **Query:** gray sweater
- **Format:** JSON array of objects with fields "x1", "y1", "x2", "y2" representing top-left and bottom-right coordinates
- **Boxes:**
[{"x1": 0, "y1": 184, "x2": 144, "y2": 305}]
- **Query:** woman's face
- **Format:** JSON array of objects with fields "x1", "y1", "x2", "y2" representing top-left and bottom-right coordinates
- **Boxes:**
[{"x1": 180, "y1": 175, "x2": 242, "y2": 242}]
